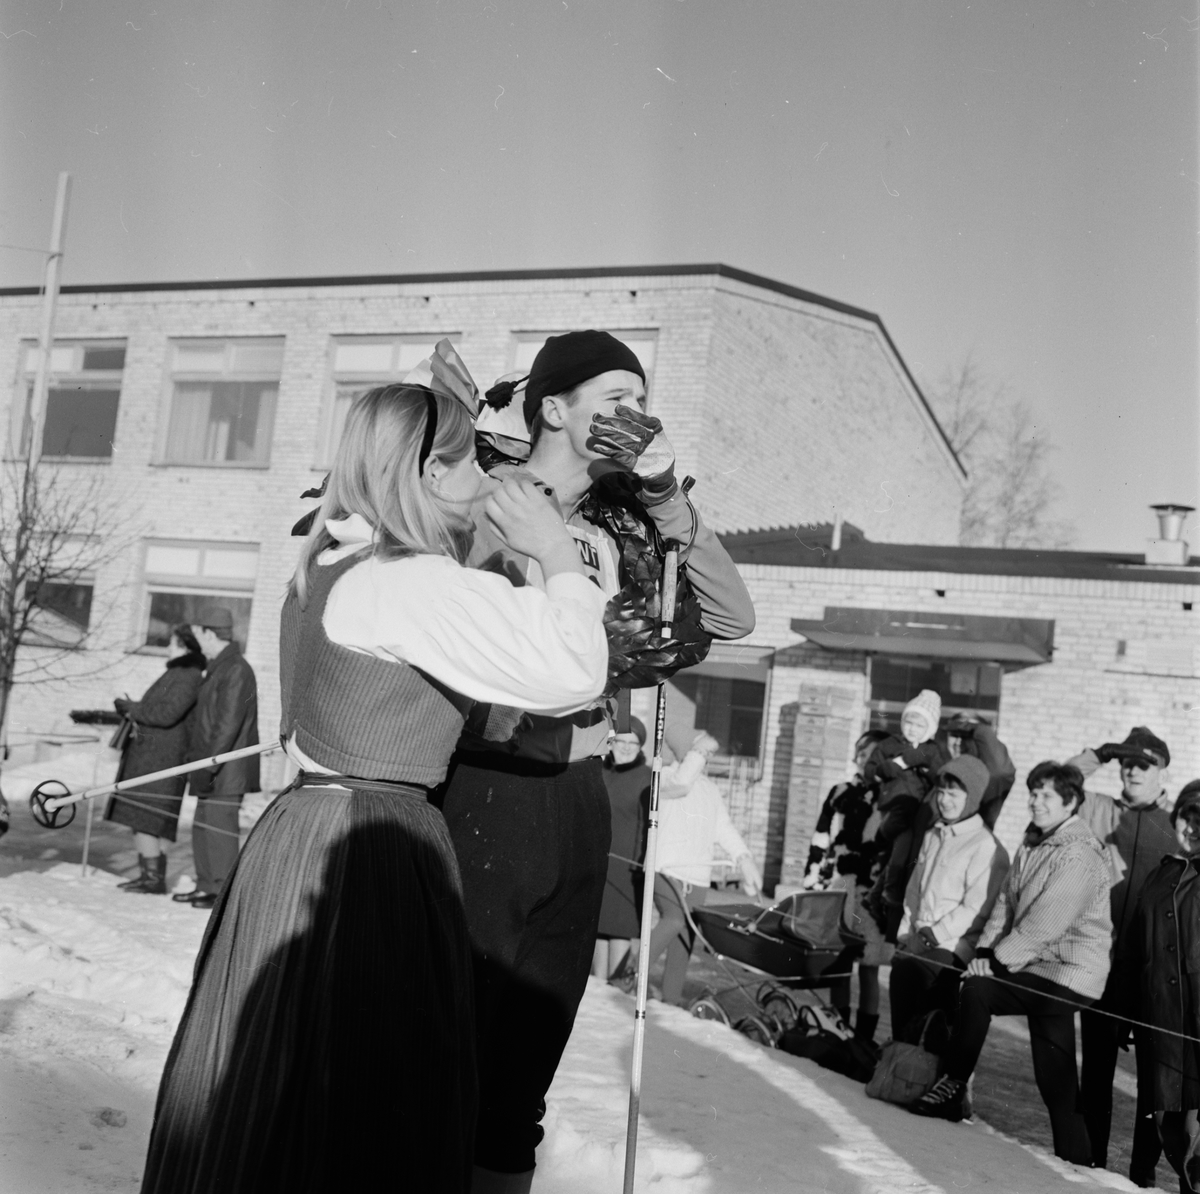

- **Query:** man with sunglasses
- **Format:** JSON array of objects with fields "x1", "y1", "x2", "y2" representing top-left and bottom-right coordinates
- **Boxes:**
[{"x1": 1070, "y1": 726, "x2": 1177, "y2": 1184}]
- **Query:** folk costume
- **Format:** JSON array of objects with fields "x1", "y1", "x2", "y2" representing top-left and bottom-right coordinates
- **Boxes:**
[
  {"x1": 438, "y1": 332, "x2": 756, "y2": 1179},
  {"x1": 141, "y1": 509, "x2": 609, "y2": 1183}
]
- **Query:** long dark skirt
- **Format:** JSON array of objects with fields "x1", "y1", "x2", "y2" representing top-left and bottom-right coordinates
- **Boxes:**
[{"x1": 141, "y1": 782, "x2": 476, "y2": 1194}]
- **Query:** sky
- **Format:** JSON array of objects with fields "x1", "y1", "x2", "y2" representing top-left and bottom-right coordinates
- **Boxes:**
[{"x1": 1, "y1": 0, "x2": 1197, "y2": 553}]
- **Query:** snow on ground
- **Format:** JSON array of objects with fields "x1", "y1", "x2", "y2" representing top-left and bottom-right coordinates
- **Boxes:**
[{"x1": 0, "y1": 866, "x2": 1165, "y2": 1193}]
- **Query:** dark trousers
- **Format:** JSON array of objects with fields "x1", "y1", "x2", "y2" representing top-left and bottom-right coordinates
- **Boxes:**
[
  {"x1": 944, "y1": 965, "x2": 1094, "y2": 1165},
  {"x1": 889, "y1": 948, "x2": 965, "y2": 1038},
  {"x1": 645, "y1": 875, "x2": 708, "y2": 1006},
  {"x1": 1157, "y1": 1110, "x2": 1200, "y2": 1193},
  {"x1": 192, "y1": 794, "x2": 243, "y2": 895},
  {"x1": 1081, "y1": 1001, "x2": 1163, "y2": 1180},
  {"x1": 439, "y1": 754, "x2": 610, "y2": 1174}
]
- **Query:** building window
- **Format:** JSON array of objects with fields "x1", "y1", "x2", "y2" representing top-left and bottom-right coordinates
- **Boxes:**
[
  {"x1": 162, "y1": 339, "x2": 283, "y2": 466},
  {"x1": 15, "y1": 340, "x2": 126, "y2": 460},
  {"x1": 664, "y1": 644, "x2": 774, "y2": 763},
  {"x1": 510, "y1": 331, "x2": 658, "y2": 399},
  {"x1": 25, "y1": 580, "x2": 94, "y2": 648},
  {"x1": 140, "y1": 540, "x2": 258, "y2": 650},
  {"x1": 317, "y1": 336, "x2": 452, "y2": 466},
  {"x1": 868, "y1": 657, "x2": 1001, "y2": 734}
]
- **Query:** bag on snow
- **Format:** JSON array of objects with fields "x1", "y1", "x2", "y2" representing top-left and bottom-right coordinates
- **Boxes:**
[
  {"x1": 779, "y1": 1004, "x2": 877, "y2": 1082},
  {"x1": 864, "y1": 1010, "x2": 945, "y2": 1105}
]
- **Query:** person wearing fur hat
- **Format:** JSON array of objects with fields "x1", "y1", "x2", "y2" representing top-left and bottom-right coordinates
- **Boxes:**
[
  {"x1": 1130, "y1": 780, "x2": 1200, "y2": 1193},
  {"x1": 889, "y1": 755, "x2": 1010, "y2": 1038},
  {"x1": 593, "y1": 716, "x2": 651, "y2": 984},
  {"x1": 910, "y1": 761, "x2": 1112, "y2": 1166},
  {"x1": 439, "y1": 331, "x2": 755, "y2": 1192},
  {"x1": 862, "y1": 690, "x2": 950, "y2": 941},
  {"x1": 1070, "y1": 726, "x2": 1178, "y2": 1182}
]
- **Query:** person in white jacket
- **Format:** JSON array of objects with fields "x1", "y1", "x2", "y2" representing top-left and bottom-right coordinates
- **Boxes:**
[
  {"x1": 889, "y1": 756, "x2": 1009, "y2": 1037},
  {"x1": 641, "y1": 726, "x2": 763, "y2": 1005}
]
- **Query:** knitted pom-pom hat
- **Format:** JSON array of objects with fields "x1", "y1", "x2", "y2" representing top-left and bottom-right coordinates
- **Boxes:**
[{"x1": 901, "y1": 689, "x2": 942, "y2": 743}]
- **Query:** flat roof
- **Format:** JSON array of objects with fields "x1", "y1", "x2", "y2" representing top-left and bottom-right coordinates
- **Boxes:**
[{"x1": 720, "y1": 524, "x2": 1200, "y2": 586}]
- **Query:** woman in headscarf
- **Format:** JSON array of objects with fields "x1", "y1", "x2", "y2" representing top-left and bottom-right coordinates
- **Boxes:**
[{"x1": 106, "y1": 624, "x2": 206, "y2": 894}]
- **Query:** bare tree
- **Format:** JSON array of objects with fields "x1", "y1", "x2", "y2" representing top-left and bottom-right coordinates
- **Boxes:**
[
  {"x1": 0, "y1": 458, "x2": 133, "y2": 745},
  {"x1": 928, "y1": 359, "x2": 1074, "y2": 549}
]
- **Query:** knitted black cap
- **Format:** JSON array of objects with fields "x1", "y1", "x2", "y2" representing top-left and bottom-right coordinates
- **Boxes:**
[
  {"x1": 1121, "y1": 726, "x2": 1170, "y2": 768},
  {"x1": 523, "y1": 330, "x2": 645, "y2": 427}
]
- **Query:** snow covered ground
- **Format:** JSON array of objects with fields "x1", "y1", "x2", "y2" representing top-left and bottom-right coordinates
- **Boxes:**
[{"x1": 0, "y1": 865, "x2": 1166, "y2": 1193}]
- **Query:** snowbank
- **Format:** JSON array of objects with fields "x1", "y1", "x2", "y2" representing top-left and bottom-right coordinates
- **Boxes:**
[{"x1": 0, "y1": 866, "x2": 1164, "y2": 1193}]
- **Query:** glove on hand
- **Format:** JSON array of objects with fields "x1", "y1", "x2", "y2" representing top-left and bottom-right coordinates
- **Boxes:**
[
  {"x1": 588, "y1": 404, "x2": 677, "y2": 503},
  {"x1": 113, "y1": 697, "x2": 132, "y2": 716},
  {"x1": 1094, "y1": 743, "x2": 1123, "y2": 765}
]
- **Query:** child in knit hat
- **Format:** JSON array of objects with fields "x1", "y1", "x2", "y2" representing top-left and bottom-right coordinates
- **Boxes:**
[{"x1": 861, "y1": 690, "x2": 951, "y2": 940}]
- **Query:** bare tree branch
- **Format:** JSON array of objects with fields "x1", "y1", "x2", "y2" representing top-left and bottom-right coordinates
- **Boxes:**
[{"x1": 927, "y1": 361, "x2": 1075, "y2": 550}]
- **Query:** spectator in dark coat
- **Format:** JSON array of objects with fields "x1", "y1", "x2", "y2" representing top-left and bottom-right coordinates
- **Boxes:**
[
  {"x1": 593, "y1": 716, "x2": 651, "y2": 983},
  {"x1": 1131, "y1": 780, "x2": 1200, "y2": 1194},
  {"x1": 1072, "y1": 725, "x2": 1178, "y2": 1182},
  {"x1": 106, "y1": 625, "x2": 206, "y2": 894},
  {"x1": 172, "y1": 609, "x2": 260, "y2": 910},
  {"x1": 945, "y1": 715, "x2": 1016, "y2": 831}
]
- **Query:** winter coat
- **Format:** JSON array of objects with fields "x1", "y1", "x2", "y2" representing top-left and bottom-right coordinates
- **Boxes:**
[
  {"x1": 978, "y1": 815, "x2": 1113, "y2": 1000},
  {"x1": 657, "y1": 756, "x2": 749, "y2": 887},
  {"x1": 898, "y1": 814, "x2": 1010, "y2": 961},
  {"x1": 802, "y1": 777, "x2": 879, "y2": 890},
  {"x1": 114, "y1": 652, "x2": 206, "y2": 796},
  {"x1": 1071, "y1": 767, "x2": 1176, "y2": 967},
  {"x1": 1130, "y1": 852, "x2": 1200, "y2": 1111},
  {"x1": 188, "y1": 643, "x2": 260, "y2": 796}
]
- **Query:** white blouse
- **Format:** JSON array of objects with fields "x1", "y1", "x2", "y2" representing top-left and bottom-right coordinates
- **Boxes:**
[{"x1": 315, "y1": 513, "x2": 608, "y2": 713}]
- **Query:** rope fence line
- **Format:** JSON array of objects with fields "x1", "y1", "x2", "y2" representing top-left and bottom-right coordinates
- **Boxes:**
[{"x1": 605, "y1": 848, "x2": 1200, "y2": 1046}]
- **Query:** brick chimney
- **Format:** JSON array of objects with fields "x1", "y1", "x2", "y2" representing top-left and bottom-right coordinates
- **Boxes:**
[{"x1": 1145, "y1": 503, "x2": 1194, "y2": 566}]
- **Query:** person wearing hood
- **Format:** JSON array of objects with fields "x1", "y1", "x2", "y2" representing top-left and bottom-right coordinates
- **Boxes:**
[
  {"x1": 889, "y1": 756, "x2": 1010, "y2": 1038},
  {"x1": 862, "y1": 690, "x2": 950, "y2": 941},
  {"x1": 1130, "y1": 780, "x2": 1200, "y2": 1194},
  {"x1": 944, "y1": 714, "x2": 1017, "y2": 831},
  {"x1": 1071, "y1": 726, "x2": 1178, "y2": 1182},
  {"x1": 910, "y1": 761, "x2": 1112, "y2": 1167}
]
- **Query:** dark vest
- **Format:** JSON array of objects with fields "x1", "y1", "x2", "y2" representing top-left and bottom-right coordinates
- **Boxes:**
[{"x1": 280, "y1": 550, "x2": 473, "y2": 786}]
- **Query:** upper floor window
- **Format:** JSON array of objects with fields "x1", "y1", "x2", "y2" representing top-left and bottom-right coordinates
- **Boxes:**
[
  {"x1": 317, "y1": 335, "x2": 451, "y2": 466},
  {"x1": 15, "y1": 340, "x2": 126, "y2": 460},
  {"x1": 509, "y1": 330, "x2": 658, "y2": 400},
  {"x1": 162, "y1": 339, "x2": 283, "y2": 467}
]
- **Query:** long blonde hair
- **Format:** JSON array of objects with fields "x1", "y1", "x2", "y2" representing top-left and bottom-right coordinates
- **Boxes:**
[{"x1": 292, "y1": 385, "x2": 475, "y2": 606}]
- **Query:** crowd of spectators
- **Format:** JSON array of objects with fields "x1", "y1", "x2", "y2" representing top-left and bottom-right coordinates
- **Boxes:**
[{"x1": 599, "y1": 698, "x2": 1198, "y2": 1191}]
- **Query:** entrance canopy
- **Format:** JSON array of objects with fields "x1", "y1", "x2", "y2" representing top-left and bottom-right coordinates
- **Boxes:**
[{"x1": 790, "y1": 607, "x2": 1054, "y2": 667}]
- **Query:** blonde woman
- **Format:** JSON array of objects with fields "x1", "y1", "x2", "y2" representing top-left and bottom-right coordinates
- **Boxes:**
[{"x1": 141, "y1": 382, "x2": 609, "y2": 1194}]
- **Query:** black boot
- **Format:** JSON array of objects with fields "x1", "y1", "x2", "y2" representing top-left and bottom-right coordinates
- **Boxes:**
[
  {"x1": 123, "y1": 853, "x2": 167, "y2": 895},
  {"x1": 855, "y1": 1011, "x2": 880, "y2": 1044}
]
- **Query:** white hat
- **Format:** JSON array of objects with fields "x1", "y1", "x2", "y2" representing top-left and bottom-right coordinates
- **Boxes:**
[{"x1": 901, "y1": 689, "x2": 942, "y2": 743}]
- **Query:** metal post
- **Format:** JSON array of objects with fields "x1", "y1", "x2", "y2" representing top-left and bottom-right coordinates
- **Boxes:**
[
  {"x1": 80, "y1": 794, "x2": 94, "y2": 878},
  {"x1": 623, "y1": 548, "x2": 679, "y2": 1194},
  {"x1": 26, "y1": 172, "x2": 71, "y2": 471}
]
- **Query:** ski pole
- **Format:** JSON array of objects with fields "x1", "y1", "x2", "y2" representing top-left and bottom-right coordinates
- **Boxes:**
[
  {"x1": 623, "y1": 546, "x2": 679, "y2": 1194},
  {"x1": 32, "y1": 741, "x2": 281, "y2": 826}
]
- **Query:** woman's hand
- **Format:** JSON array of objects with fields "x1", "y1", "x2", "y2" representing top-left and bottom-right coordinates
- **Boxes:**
[
  {"x1": 483, "y1": 478, "x2": 582, "y2": 579},
  {"x1": 739, "y1": 853, "x2": 763, "y2": 899},
  {"x1": 965, "y1": 956, "x2": 993, "y2": 978}
]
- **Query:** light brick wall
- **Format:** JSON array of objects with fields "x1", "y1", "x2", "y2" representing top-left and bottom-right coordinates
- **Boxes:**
[
  {"x1": 731, "y1": 563, "x2": 1200, "y2": 873},
  {"x1": 0, "y1": 270, "x2": 961, "y2": 787}
]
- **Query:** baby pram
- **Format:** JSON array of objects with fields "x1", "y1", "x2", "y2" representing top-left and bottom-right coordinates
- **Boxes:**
[{"x1": 684, "y1": 889, "x2": 866, "y2": 1047}]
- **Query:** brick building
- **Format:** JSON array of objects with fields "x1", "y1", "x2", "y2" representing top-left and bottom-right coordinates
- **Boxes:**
[
  {"x1": 630, "y1": 522, "x2": 1200, "y2": 892},
  {"x1": 0, "y1": 264, "x2": 964, "y2": 794}
]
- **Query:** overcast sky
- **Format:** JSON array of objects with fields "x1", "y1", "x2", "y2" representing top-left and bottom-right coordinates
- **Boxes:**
[{"x1": 2, "y1": 0, "x2": 1196, "y2": 552}]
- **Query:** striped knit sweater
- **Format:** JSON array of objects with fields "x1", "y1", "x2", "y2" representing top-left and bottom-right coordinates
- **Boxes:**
[{"x1": 978, "y1": 815, "x2": 1113, "y2": 999}]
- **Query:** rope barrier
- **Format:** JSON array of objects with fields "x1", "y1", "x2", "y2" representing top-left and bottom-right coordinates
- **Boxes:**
[{"x1": 605, "y1": 849, "x2": 1200, "y2": 1046}]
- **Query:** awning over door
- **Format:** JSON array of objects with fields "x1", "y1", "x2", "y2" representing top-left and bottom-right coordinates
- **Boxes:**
[{"x1": 790, "y1": 607, "x2": 1054, "y2": 666}]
